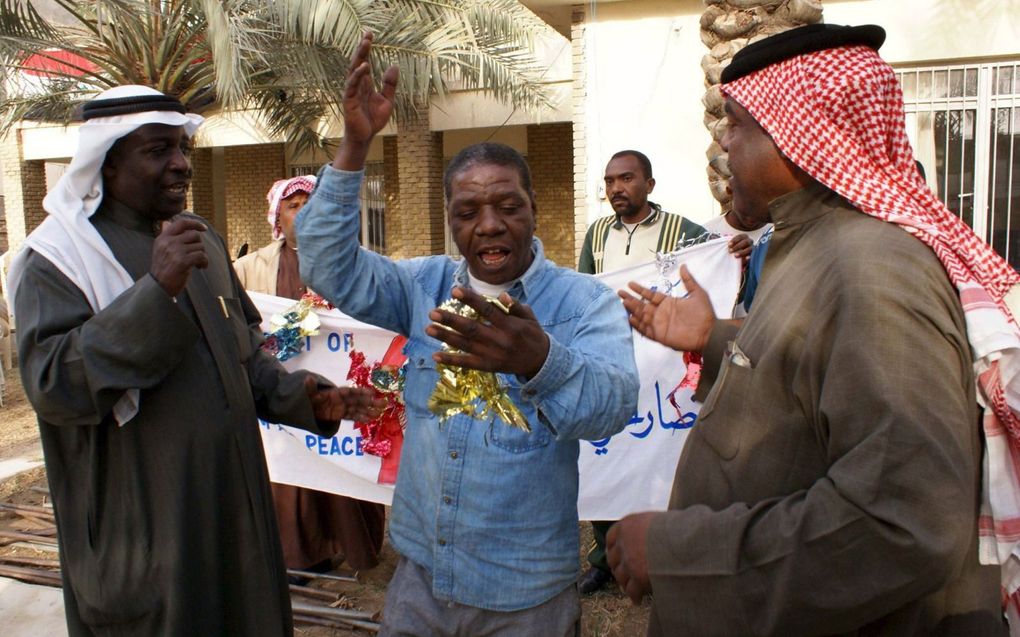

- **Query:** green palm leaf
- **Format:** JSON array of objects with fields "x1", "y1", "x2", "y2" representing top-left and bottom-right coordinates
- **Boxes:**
[{"x1": 0, "y1": 0, "x2": 552, "y2": 151}]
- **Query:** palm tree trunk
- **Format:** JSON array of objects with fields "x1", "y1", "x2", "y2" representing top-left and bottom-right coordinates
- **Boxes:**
[{"x1": 701, "y1": 0, "x2": 823, "y2": 209}]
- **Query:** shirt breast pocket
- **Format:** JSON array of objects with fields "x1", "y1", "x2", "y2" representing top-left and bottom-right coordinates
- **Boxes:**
[
  {"x1": 487, "y1": 375, "x2": 550, "y2": 453},
  {"x1": 404, "y1": 339, "x2": 441, "y2": 420},
  {"x1": 696, "y1": 342, "x2": 754, "y2": 461}
]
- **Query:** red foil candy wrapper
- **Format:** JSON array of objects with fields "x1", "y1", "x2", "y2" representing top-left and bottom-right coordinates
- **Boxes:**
[
  {"x1": 667, "y1": 350, "x2": 702, "y2": 417},
  {"x1": 346, "y1": 336, "x2": 408, "y2": 470}
]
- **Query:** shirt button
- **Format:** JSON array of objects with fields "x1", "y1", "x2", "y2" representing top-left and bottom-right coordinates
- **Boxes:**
[
  {"x1": 438, "y1": 538, "x2": 447, "y2": 546},
  {"x1": 449, "y1": 451, "x2": 458, "y2": 459},
  {"x1": 443, "y1": 496, "x2": 452, "y2": 504},
  {"x1": 523, "y1": 389, "x2": 536, "y2": 397}
]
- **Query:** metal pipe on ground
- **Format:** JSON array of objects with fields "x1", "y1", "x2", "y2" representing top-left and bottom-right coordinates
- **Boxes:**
[
  {"x1": 291, "y1": 600, "x2": 380, "y2": 623},
  {"x1": 287, "y1": 568, "x2": 358, "y2": 583},
  {"x1": 289, "y1": 583, "x2": 340, "y2": 602}
]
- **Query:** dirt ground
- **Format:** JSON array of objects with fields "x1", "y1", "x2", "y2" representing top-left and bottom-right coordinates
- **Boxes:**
[{"x1": 0, "y1": 365, "x2": 651, "y2": 636}]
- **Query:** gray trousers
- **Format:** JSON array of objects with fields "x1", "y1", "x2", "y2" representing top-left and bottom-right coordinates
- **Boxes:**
[{"x1": 379, "y1": 556, "x2": 581, "y2": 637}]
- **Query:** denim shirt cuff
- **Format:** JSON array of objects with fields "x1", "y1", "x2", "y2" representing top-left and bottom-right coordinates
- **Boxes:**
[
  {"x1": 519, "y1": 335, "x2": 569, "y2": 406},
  {"x1": 315, "y1": 164, "x2": 364, "y2": 203}
]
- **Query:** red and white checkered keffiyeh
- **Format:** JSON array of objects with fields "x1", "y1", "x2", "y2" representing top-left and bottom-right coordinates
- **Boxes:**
[
  {"x1": 724, "y1": 44, "x2": 1020, "y2": 617},
  {"x1": 266, "y1": 175, "x2": 316, "y2": 240}
]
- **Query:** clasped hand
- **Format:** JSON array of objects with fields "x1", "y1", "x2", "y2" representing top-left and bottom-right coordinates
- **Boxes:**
[
  {"x1": 425, "y1": 287, "x2": 550, "y2": 379},
  {"x1": 151, "y1": 217, "x2": 209, "y2": 296}
]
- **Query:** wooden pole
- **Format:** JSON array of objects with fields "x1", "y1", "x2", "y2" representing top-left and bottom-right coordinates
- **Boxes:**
[
  {"x1": 0, "y1": 555, "x2": 61, "y2": 568},
  {"x1": 0, "y1": 564, "x2": 62, "y2": 587},
  {"x1": 0, "y1": 529, "x2": 59, "y2": 545}
]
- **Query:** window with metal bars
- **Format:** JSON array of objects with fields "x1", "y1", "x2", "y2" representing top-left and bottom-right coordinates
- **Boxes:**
[
  {"x1": 897, "y1": 61, "x2": 1020, "y2": 270},
  {"x1": 289, "y1": 162, "x2": 386, "y2": 253}
]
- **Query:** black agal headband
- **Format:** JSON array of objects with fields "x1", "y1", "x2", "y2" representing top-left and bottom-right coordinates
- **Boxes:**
[
  {"x1": 721, "y1": 23, "x2": 886, "y2": 84},
  {"x1": 82, "y1": 94, "x2": 187, "y2": 120}
]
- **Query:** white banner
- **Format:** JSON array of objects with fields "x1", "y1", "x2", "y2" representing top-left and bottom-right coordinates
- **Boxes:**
[{"x1": 255, "y1": 237, "x2": 741, "y2": 519}]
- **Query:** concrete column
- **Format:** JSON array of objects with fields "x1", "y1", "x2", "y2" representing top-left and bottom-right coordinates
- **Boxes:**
[
  {"x1": 383, "y1": 136, "x2": 400, "y2": 257},
  {"x1": 189, "y1": 146, "x2": 217, "y2": 230},
  {"x1": 223, "y1": 143, "x2": 285, "y2": 258}
]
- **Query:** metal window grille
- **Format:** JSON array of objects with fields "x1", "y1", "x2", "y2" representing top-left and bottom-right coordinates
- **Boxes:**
[
  {"x1": 289, "y1": 162, "x2": 386, "y2": 253},
  {"x1": 897, "y1": 61, "x2": 1020, "y2": 269},
  {"x1": 289, "y1": 164, "x2": 320, "y2": 178},
  {"x1": 361, "y1": 161, "x2": 386, "y2": 254}
]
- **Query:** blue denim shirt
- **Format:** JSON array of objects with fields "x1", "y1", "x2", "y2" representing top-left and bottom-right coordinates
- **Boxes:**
[{"x1": 296, "y1": 166, "x2": 639, "y2": 611}]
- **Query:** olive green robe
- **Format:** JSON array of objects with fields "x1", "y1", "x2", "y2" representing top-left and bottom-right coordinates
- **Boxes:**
[{"x1": 646, "y1": 184, "x2": 1006, "y2": 636}]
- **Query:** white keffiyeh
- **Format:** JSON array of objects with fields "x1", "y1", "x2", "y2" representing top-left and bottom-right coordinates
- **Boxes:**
[{"x1": 6, "y1": 85, "x2": 203, "y2": 425}]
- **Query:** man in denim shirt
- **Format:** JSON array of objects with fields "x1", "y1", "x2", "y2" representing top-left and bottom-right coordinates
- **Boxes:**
[{"x1": 297, "y1": 34, "x2": 639, "y2": 635}]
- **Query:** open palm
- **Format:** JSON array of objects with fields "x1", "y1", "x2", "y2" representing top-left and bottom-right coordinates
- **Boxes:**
[
  {"x1": 343, "y1": 32, "x2": 399, "y2": 144},
  {"x1": 618, "y1": 265, "x2": 716, "y2": 353}
]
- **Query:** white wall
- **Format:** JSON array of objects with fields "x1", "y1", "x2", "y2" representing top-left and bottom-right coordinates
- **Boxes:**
[
  {"x1": 823, "y1": 0, "x2": 1020, "y2": 65},
  {"x1": 577, "y1": 0, "x2": 1020, "y2": 227},
  {"x1": 579, "y1": 1, "x2": 718, "y2": 226}
]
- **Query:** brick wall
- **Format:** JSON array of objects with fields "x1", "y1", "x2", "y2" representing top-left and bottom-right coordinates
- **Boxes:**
[
  {"x1": 388, "y1": 111, "x2": 445, "y2": 259},
  {"x1": 571, "y1": 5, "x2": 589, "y2": 268},
  {"x1": 189, "y1": 147, "x2": 215, "y2": 230},
  {"x1": 527, "y1": 123, "x2": 575, "y2": 268},
  {"x1": 383, "y1": 136, "x2": 399, "y2": 257},
  {"x1": 0, "y1": 196, "x2": 7, "y2": 254},
  {"x1": 1, "y1": 130, "x2": 47, "y2": 255},
  {"x1": 223, "y1": 143, "x2": 285, "y2": 259}
]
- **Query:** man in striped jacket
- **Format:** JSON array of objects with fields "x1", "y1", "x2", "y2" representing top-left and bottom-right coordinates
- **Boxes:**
[
  {"x1": 576, "y1": 149, "x2": 706, "y2": 594},
  {"x1": 578, "y1": 150, "x2": 705, "y2": 277}
]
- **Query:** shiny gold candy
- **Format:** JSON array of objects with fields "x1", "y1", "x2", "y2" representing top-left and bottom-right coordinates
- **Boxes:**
[{"x1": 427, "y1": 297, "x2": 530, "y2": 433}]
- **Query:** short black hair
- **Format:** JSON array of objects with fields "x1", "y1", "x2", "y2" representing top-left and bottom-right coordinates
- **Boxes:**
[
  {"x1": 609, "y1": 150, "x2": 653, "y2": 179},
  {"x1": 444, "y1": 143, "x2": 533, "y2": 200}
]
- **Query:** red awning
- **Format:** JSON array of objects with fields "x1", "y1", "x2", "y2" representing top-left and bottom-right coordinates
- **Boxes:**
[{"x1": 21, "y1": 49, "x2": 96, "y2": 78}]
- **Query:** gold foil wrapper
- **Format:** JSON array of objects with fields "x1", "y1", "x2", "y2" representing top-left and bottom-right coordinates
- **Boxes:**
[{"x1": 427, "y1": 298, "x2": 531, "y2": 433}]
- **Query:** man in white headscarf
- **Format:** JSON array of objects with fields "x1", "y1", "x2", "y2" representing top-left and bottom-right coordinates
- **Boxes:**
[
  {"x1": 9, "y1": 85, "x2": 381, "y2": 637},
  {"x1": 235, "y1": 175, "x2": 317, "y2": 297}
]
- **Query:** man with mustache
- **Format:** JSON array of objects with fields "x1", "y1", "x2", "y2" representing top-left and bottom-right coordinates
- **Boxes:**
[
  {"x1": 297, "y1": 33, "x2": 639, "y2": 635},
  {"x1": 575, "y1": 150, "x2": 706, "y2": 595},
  {"x1": 9, "y1": 85, "x2": 381, "y2": 636},
  {"x1": 578, "y1": 150, "x2": 707, "y2": 277}
]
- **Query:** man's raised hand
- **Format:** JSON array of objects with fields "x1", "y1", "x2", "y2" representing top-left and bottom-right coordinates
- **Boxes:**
[{"x1": 334, "y1": 31, "x2": 399, "y2": 171}]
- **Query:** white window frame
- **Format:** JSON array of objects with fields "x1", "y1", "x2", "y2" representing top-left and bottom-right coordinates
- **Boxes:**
[{"x1": 897, "y1": 61, "x2": 1020, "y2": 265}]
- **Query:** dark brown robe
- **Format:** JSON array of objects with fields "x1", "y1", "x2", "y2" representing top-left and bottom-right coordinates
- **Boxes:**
[
  {"x1": 15, "y1": 200, "x2": 339, "y2": 636},
  {"x1": 271, "y1": 241, "x2": 385, "y2": 571}
]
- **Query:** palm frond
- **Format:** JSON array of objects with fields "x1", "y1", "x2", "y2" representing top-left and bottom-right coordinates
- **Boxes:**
[{"x1": 0, "y1": 0, "x2": 554, "y2": 148}]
